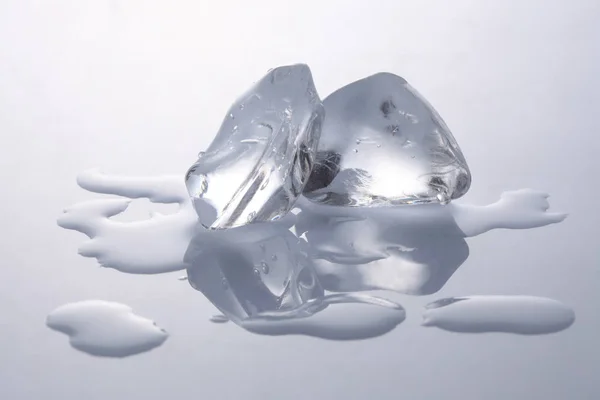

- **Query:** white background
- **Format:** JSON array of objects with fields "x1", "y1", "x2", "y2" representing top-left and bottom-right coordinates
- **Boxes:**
[{"x1": 1, "y1": 1, "x2": 598, "y2": 399}]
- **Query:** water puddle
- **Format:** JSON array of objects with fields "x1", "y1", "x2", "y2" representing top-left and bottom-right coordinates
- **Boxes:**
[
  {"x1": 57, "y1": 169, "x2": 196, "y2": 274},
  {"x1": 46, "y1": 300, "x2": 168, "y2": 357},
  {"x1": 55, "y1": 169, "x2": 572, "y2": 346},
  {"x1": 422, "y1": 295, "x2": 575, "y2": 335},
  {"x1": 241, "y1": 294, "x2": 406, "y2": 340}
]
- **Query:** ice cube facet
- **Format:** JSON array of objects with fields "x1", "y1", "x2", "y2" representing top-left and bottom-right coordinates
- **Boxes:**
[
  {"x1": 186, "y1": 64, "x2": 324, "y2": 229},
  {"x1": 303, "y1": 72, "x2": 471, "y2": 206}
]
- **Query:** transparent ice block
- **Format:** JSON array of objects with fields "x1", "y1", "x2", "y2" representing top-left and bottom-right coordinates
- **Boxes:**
[
  {"x1": 185, "y1": 64, "x2": 324, "y2": 229},
  {"x1": 303, "y1": 72, "x2": 471, "y2": 206}
]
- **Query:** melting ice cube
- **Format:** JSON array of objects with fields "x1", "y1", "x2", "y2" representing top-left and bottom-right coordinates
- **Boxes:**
[
  {"x1": 185, "y1": 64, "x2": 324, "y2": 229},
  {"x1": 303, "y1": 72, "x2": 471, "y2": 206}
]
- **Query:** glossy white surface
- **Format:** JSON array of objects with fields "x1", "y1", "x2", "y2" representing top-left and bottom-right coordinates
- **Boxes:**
[{"x1": 1, "y1": 1, "x2": 598, "y2": 399}]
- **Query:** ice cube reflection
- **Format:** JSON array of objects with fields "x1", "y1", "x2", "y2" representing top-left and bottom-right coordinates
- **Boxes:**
[
  {"x1": 295, "y1": 188, "x2": 566, "y2": 296},
  {"x1": 184, "y1": 214, "x2": 324, "y2": 322},
  {"x1": 184, "y1": 214, "x2": 406, "y2": 340}
]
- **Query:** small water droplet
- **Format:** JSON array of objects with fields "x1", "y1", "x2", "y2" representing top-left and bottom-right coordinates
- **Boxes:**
[
  {"x1": 247, "y1": 212, "x2": 256, "y2": 222},
  {"x1": 353, "y1": 149, "x2": 359, "y2": 153},
  {"x1": 436, "y1": 192, "x2": 450, "y2": 205},
  {"x1": 232, "y1": 125, "x2": 238, "y2": 132},
  {"x1": 377, "y1": 144, "x2": 381, "y2": 148},
  {"x1": 356, "y1": 139, "x2": 361, "y2": 145},
  {"x1": 197, "y1": 151, "x2": 206, "y2": 158},
  {"x1": 261, "y1": 262, "x2": 270, "y2": 274},
  {"x1": 177, "y1": 275, "x2": 188, "y2": 281},
  {"x1": 271, "y1": 215, "x2": 281, "y2": 221},
  {"x1": 229, "y1": 113, "x2": 234, "y2": 119},
  {"x1": 400, "y1": 111, "x2": 418, "y2": 124},
  {"x1": 221, "y1": 278, "x2": 229, "y2": 289},
  {"x1": 259, "y1": 243, "x2": 266, "y2": 252},
  {"x1": 253, "y1": 268, "x2": 261, "y2": 278},
  {"x1": 188, "y1": 175, "x2": 208, "y2": 197},
  {"x1": 239, "y1": 104, "x2": 245, "y2": 110},
  {"x1": 411, "y1": 155, "x2": 416, "y2": 159},
  {"x1": 240, "y1": 138, "x2": 259, "y2": 144},
  {"x1": 259, "y1": 176, "x2": 270, "y2": 190},
  {"x1": 271, "y1": 254, "x2": 278, "y2": 261},
  {"x1": 284, "y1": 107, "x2": 293, "y2": 119}
]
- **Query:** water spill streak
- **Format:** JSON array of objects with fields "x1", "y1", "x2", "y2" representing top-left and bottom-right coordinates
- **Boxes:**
[
  {"x1": 77, "y1": 168, "x2": 190, "y2": 204},
  {"x1": 46, "y1": 300, "x2": 168, "y2": 357},
  {"x1": 240, "y1": 293, "x2": 406, "y2": 340},
  {"x1": 422, "y1": 295, "x2": 575, "y2": 335},
  {"x1": 58, "y1": 169, "x2": 197, "y2": 274},
  {"x1": 450, "y1": 189, "x2": 567, "y2": 237}
]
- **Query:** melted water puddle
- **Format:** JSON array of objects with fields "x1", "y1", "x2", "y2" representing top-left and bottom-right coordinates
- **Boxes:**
[
  {"x1": 54, "y1": 169, "x2": 572, "y2": 349},
  {"x1": 46, "y1": 300, "x2": 168, "y2": 357},
  {"x1": 422, "y1": 295, "x2": 575, "y2": 335},
  {"x1": 58, "y1": 170, "x2": 196, "y2": 274},
  {"x1": 59, "y1": 170, "x2": 567, "y2": 277}
]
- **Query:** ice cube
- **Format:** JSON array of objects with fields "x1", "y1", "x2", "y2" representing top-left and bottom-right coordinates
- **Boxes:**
[
  {"x1": 185, "y1": 64, "x2": 324, "y2": 229},
  {"x1": 303, "y1": 72, "x2": 471, "y2": 206},
  {"x1": 183, "y1": 215, "x2": 324, "y2": 323}
]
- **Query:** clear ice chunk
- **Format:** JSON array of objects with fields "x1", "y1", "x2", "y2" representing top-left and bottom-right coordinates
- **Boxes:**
[
  {"x1": 303, "y1": 72, "x2": 471, "y2": 206},
  {"x1": 185, "y1": 64, "x2": 324, "y2": 229}
]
